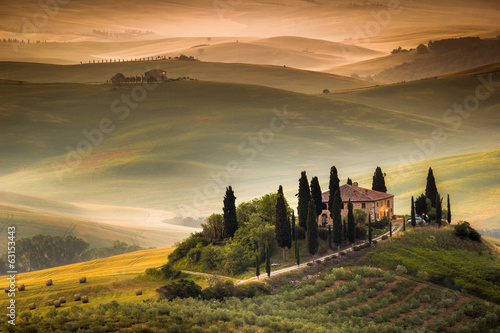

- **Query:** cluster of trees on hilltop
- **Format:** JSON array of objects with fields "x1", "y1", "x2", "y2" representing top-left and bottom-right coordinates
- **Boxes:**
[
  {"x1": 0, "y1": 235, "x2": 142, "y2": 273},
  {"x1": 170, "y1": 166, "x2": 390, "y2": 277},
  {"x1": 376, "y1": 37, "x2": 500, "y2": 83}
]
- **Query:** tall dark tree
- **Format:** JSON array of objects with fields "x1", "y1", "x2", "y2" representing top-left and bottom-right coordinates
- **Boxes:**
[
  {"x1": 343, "y1": 219, "x2": 347, "y2": 242},
  {"x1": 436, "y1": 194, "x2": 442, "y2": 227},
  {"x1": 310, "y1": 176, "x2": 323, "y2": 218},
  {"x1": 333, "y1": 190, "x2": 343, "y2": 253},
  {"x1": 411, "y1": 196, "x2": 416, "y2": 228},
  {"x1": 255, "y1": 254, "x2": 260, "y2": 279},
  {"x1": 291, "y1": 212, "x2": 296, "y2": 241},
  {"x1": 328, "y1": 166, "x2": 340, "y2": 221},
  {"x1": 447, "y1": 194, "x2": 451, "y2": 224},
  {"x1": 294, "y1": 229, "x2": 300, "y2": 267},
  {"x1": 306, "y1": 200, "x2": 319, "y2": 261},
  {"x1": 372, "y1": 166, "x2": 387, "y2": 193},
  {"x1": 223, "y1": 186, "x2": 238, "y2": 239},
  {"x1": 389, "y1": 218, "x2": 392, "y2": 237},
  {"x1": 328, "y1": 224, "x2": 332, "y2": 249},
  {"x1": 275, "y1": 185, "x2": 291, "y2": 261},
  {"x1": 347, "y1": 199, "x2": 356, "y2": 246},
  {"x1": 403, "y1": 214, "x2": 406, "y2": 232},
  {"x1": 425, "y1": 167, "x2": 438, "y2": 208},
  {"x1": 415, "y1": 194, "x2": 428, "y2": 215},
  {"x1": 368, "y1": 214, "x2": 373, "y2": 244},
  {"x1": 347, "y1": 178, "x2": 353, "y2": 185},
  {"x1": 265, "y1": 243, "x2": 271, "y2": 277},
  {"x1": 297, "y1": 171, "x2": 311, "y2": 231}
]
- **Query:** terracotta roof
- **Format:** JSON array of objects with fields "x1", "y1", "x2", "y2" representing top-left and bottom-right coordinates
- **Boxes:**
[{"x1": 321, "y1": 184, "x2": 393, "y2": 203}]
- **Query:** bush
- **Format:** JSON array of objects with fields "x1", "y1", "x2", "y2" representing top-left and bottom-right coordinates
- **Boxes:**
[
  {"x1": 156, "y1": 279, "x2": 202, "y2": 301},
  {"x1": 372, "y1": 240, "x2": 378, "y2": 245},
  {"x1": 372, "y1": 217, "x2": 390, "y2": 230},
  {"x1": 455, "y1": 221, "x2": 482, "y2": 242},
  {"x1": 355, "y1": 225, "x2": 367, "y2": 240},
  {"x1": 417, "y1": 271, "x2": 429, "y2": 281},
  {"x1": 353, "y1": 246, "x2": 361, "y2": 252},
  {"x1": 160, "y1": 264, "x2": 181, "y2": 279},
  {"x1": 315, "y1": 260, "x2": 322, "y2": 264},
  {"x1": 168, "y1": 233, "x2": 209, "y2": 263},
  {"x1": 340, "y1": 251, "x2": 346, "y2": 256},
  {"x1": 318, "y1": 228, "x2": 328, "y2": 240},
  {"x1": 396, "y1": 265, "x2": 408, "y2": 275},
  {"x1": 307, "y1": 262, "x2": 313, "y2": 266},
  {"x1": 144, "y1": 268, "x2": 163, "y2": 279},
  {"x1": 382, "y1": 235, "x2": 389, "y2": 240}
]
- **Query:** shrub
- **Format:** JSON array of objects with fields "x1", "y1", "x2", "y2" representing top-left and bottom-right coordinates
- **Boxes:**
[
  {"x1": 318, "y1": 228, "x2": 328, "y2": 240},
  {"x1": 160, "y1": 264, "x2": 181, "y2": 279},
  {"x1": 417, "y1": 271, "x2": 429, "y2": 281},
  {"x1": 372, "y1": 217, "x2": 390, "y2": 229},
  {"x1": 315, "y1": 260, "x2": 322, "y2": 264},
  {"x1": 384, "y1": 271, "x2": 396, "y2": 283},
  {"x1": 455, "y1": 221, "x2": 481, "y2": 242},
  {"x1": 156, "y1": 279, "x2": 202, "y2": 301},
  {"x1": 168, "y1": 233, "x2": 209, "y2": 263},
  {"x1": 144, "y1": 268, "x2": 163, "y2": 279},
  {"x1": 382, "y1": 235, "x2": 389, "y2": 240},
  {"x1": 372, "y1": 240, "x2": 378, "y2": 245},
  {"x1": 307, "y1": 262, "x2": 313, "y2": 266},
  {"x1": 396, "y1": 265, "x2": 408, "y2": 275},
  {"x1": 340, "y1": 251, "x2": 346, "y2": 256},
  {"x1": 355, "y1": 225, "x2": 367, "y2": 240},
  {"x1": 353, "y1": 246, "x2": 361, "y2": 252}
]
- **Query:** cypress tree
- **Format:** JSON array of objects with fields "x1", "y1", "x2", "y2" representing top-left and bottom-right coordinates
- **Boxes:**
[
  {"x1": 265, "y1": 243, "x2": 271, "y2": 277},
  {"x1": 425, "y1": 167, "x2": 438, "y2": 208},
  {"x1": 347, "y1": 199, "x2": 355, "y2": 245},
  {"x1": 294, "y1": 229, "x2": 300, "y2": 267},
  {"x1": 347, "y1": 177, "x2": 352, "y2": 185},
  {"x1": 255, "y1": 254, "x2": 260, "y2": 279},
  {"x1": 368, "y1": 214, "x2": 372, "y2": 244},
  {"x1": 447, "y1": 194, "x2": 451, "y2": 224},
  {"x1": 333, "y1": 190, "x2": 343, "y2": 253},
  {"x1": 328, "y1": 166, "x2": 340, "y2": 221},
  {"x1": 343, "y1": 219, "x2": 347, "y2": 242},
  {"x1": 310, "y1": 176, "x2": 323, "y2": 218},
  {"x1": 306, "y1": 200, "x2": 319, "y2": 261},
  {"x1": 275, "y1": 185, "x2": 291, "y2": 261},
  {"x1": 372, "y1": 166, "x2": 387, "y2": 193},
  {"x1": 403, "y1": 214, "x2": 406, "y2": 232},
  {"x1": 223, "y1": 186, "x2": 238, "y2": 239},
  {"x1": 291, "y1": 212, "x2": 296, "y2": 241},
  {"x1": 297, "y1": 171, "x2": 311, "y2": 230},
  {"x1": 389, "y1": 218, "x2": 392, "y2": 237},
  {"x1": 328, "y1": 224, "x2": 332, "y2": 249},
  {"x1": 436, "y1": 194, "x2": 442, "y2": 227},
  {"x1": 411, "y1": 196, "x2": 416, "y2": 228}
]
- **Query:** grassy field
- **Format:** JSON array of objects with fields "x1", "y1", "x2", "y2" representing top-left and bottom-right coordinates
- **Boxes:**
[
  {"x1": 353, "y1": 148, "x2": 500, "y2": 229},
  {"x1": 0, "y1": 248, "x2": 175, "y2": 315},
  {"x1": 0, "y1": 67, "x2": 498, "y2": 225},
  {"x1": 0, "y1": 60, "x2": 372, "y2": 94}
]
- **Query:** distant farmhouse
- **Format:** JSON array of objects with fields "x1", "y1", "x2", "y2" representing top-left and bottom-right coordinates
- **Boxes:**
[
  {"x1": 144, "y1": 69, "x2": 167, "y2": 82},
  {"x1": 318, "y1": 183, "x2": 394, "y2": 225}
]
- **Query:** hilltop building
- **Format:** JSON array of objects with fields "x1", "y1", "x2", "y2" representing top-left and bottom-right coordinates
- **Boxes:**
[
  {"x1": 318, "y1": 183, "x2": 394, "y2": 225},
  {"x1": 144, "y1": 69, "x2": 167, "y2": 82}
]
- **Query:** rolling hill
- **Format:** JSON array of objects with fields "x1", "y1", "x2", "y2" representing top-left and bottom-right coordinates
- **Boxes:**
[
  {"x1": 0, "y1": 65, "x2": 498, "y2": 224},
  {"x1": 0, "y1": 248, "x2": 175, "y2": 316},
  {"x1": 0, "y1": 197, "x2": 198, "y2": 249},
  {"x1": 327, "y1": 37, "x2": 500, "y2": 83},
  {"x1": 0, "y1": 60, "x2": 372, "y2": 94}
]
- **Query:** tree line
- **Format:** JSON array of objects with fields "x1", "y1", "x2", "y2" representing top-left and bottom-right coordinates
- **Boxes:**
[{"x1": 0, "y1": 235, "x2": 142, "y2": 274}]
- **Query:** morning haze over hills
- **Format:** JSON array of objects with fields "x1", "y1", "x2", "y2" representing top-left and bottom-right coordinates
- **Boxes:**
[{"x1": 0, "y1": 0, "x2": 499, "y2": 330}]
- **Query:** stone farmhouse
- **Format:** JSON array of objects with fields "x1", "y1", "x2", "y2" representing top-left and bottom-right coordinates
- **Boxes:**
[{"x1": 318, "y1": 183, "x2": 394, "y2": 225}]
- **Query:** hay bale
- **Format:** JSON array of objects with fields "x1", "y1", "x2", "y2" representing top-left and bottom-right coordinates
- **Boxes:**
[
  {"x1": 46, "y1": 279, "x2": 53, "y2": 286},
  {"x1": 79, "y1": 276, "x2": 86, "y2": 283},
  {"x1": 59, "y1": 296, "x2": 66, "y2": 304},
  {"x1": 74, "y1": 294, "x2": 81, "y2": 301},
  {"x1": 48, "y1": 300, "x2": 54, "y2": 306},
  {"x1": 135, "y1": 288, "x2": 142, "y2": 296},
  {"x1": 4, "y1": 287, "x2": 9, "y2": 293},
  {"x1": 54, "y1": 300, "x2": 61, "y2": 308},
  {"x1": 28, "y1": 303, "x2": 36, "y2": 310},
  {"x1": 18, "y1": 284, "x2": 25, "y2": 291},
  {"x1": 81, "y1": 296, "x2": 89, "y2": 303}
]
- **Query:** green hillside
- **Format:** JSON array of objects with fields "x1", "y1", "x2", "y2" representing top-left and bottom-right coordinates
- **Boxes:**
[
  {"x1": 0, "y1": 70, "x2": 497, "y2": 221},
  {"x1": 353, "y1": 148, "x2": 500, "y2": 229},
  {"x1": 0, "y1": 60, "x2": 371, "y2": 94},
  {"x1": 4, "y1": 229, "x2": 500, "y2": 332}
]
